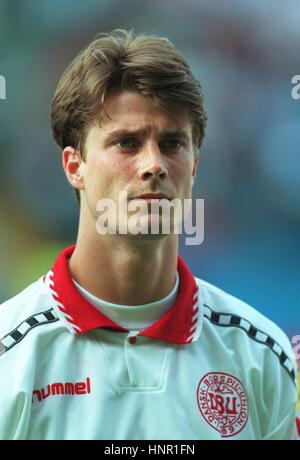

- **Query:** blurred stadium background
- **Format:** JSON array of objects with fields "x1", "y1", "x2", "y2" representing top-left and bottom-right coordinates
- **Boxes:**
[{"x1": 0, "y1": 0, "x2": 299, "y2": 366}]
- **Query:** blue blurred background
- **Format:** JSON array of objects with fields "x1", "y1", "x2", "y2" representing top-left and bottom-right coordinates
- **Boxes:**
[{"x1": 0, "y1": 0, "x2": 299, "y2": 360}]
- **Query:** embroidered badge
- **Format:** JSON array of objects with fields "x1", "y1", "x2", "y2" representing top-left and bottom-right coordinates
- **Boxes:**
[{"x1": 197, "y1": 372, "x2": 248, "y2": 437}]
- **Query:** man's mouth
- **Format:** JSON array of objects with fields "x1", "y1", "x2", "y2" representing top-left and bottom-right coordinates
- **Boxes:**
[{"x1": 133, "y1": 193, "x2": 171, "y2": 201}]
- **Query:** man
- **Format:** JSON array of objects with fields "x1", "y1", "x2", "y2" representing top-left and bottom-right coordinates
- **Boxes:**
[{"x1": 0, "y1": 29, "x2": 297, "y2": 440}]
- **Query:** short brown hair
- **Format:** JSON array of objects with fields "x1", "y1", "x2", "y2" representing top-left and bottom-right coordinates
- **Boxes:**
[{"x1": 51, "y1": 29, "x2": 207, "y2": 198}]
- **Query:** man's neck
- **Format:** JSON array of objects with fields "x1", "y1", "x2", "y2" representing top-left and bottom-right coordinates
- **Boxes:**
[{"x1": 68, "y1": 229, "x2": 178, "y2": 306}]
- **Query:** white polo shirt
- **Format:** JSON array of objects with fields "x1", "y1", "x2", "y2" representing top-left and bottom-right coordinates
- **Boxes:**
[{"x1": 0, "y1": 245, "x2": 297, "y2": 440}]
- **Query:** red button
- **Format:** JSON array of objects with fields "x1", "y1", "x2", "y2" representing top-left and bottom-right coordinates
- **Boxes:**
[{"x1": 129, "y1": 337, "x2": 137, "y2": 345}]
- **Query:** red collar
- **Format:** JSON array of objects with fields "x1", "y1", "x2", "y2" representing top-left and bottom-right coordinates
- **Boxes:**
[{"x1": 46, "y1": 245, "x2": 200, "y2": 344}]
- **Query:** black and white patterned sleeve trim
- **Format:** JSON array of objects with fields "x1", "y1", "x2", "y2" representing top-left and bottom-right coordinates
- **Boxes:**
[
  {"x1": 204, "y1": 304, "x2": 296, "y2": 385},
  {"x1": 0, "y1": 308, "x2": 59, "y2": 356}
]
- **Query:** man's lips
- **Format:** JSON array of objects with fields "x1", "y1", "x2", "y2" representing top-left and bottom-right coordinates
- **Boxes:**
[{"x1": 132, "y1": 193, "x2": 171, "y2": 200}]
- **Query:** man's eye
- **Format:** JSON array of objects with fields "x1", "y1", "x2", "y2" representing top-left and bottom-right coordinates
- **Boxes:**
[
  {"x1": 116, "y1": 139, "x2": 136, "y2": 149},
  {"x1": 161, "y1": 139, "x2": 183, "y2": 150},
  {"x1": 114, "y1": 138, "x2": 183, "y2": 151}
]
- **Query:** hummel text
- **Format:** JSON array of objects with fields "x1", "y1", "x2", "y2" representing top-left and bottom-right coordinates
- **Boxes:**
[{"x1": 32, "y1": 377, "x2": 91, "y2": 402}]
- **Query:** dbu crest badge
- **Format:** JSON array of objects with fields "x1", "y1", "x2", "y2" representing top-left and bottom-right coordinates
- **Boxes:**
[{"x1": 197, "y1": 372, "x2": 248, "y2": 437}]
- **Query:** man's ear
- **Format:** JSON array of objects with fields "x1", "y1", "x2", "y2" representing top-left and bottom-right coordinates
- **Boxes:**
[
  {"x1": 192, "y1": 157, "x2": 198, "y2": 183},
  {"x1": 62, "y1": 146, "x2": 85, "y2": 192}
]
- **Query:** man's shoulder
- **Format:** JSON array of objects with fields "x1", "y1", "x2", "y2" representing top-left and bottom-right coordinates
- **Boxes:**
[
  {"x1": 0, "y1": 277, "x2": 57, "y2": 343},
  {"x1": 195, "y1": 276, "x2": 295, "y2": 371}
]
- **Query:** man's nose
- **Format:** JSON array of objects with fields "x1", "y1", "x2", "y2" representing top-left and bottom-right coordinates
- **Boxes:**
[{"x1": 138, "y1": 143, "x2": 168, "y2": 181}]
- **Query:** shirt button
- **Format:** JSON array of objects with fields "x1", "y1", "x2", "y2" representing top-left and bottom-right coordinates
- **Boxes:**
[{"x1": 129, "y1": 336, "x2": 137, "y2": 345}]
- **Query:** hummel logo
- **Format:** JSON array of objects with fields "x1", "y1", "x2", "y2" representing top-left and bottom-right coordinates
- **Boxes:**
[{"x1": 32, "y1": 377, "x2": 91, "y2": 403}]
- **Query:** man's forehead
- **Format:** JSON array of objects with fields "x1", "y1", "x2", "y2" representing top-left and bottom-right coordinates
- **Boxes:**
[
  {"x1": 96, "y1": 111, "x2": 192, "y2": 138},
  {"x1": 98, "y1": 90, "x2": 192, "y2": 133},
  {"x1": 98, "y1": 122, "x2": 192, "y2": 137}
]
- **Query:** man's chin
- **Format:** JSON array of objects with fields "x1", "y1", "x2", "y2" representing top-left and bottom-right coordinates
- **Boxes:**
[
  {"x1": 96, "y1": 214, "x2": 179, "y2": 238},
  {"x1": 126, "y1": 215, "x2": 176, "y2": 236}
]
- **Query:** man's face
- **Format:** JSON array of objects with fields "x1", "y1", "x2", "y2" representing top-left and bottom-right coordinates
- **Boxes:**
[{"x1": 79, "y1": 90, "x2": 197, "y2": 236}]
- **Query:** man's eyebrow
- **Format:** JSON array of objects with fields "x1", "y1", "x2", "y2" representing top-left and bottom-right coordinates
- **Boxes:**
[{"x1": 104, "y1": 128, "x2": 191, "y2": 142}]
